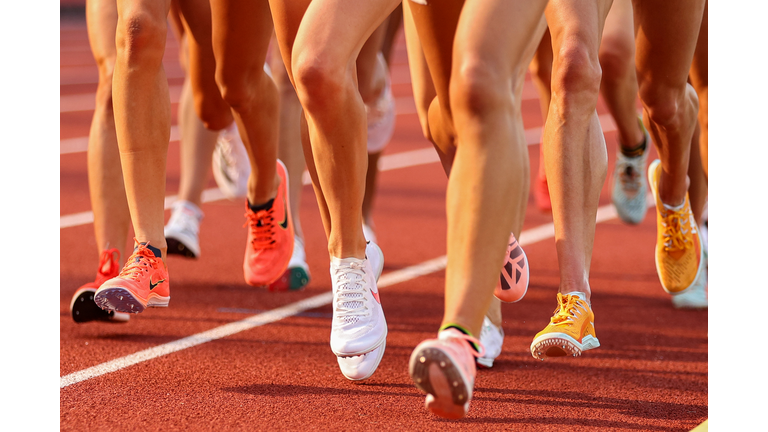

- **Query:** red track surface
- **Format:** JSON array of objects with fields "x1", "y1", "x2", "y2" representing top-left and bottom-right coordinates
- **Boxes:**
[{"x1": 60, "y1": 13, "x2": 707, "y2": 431}]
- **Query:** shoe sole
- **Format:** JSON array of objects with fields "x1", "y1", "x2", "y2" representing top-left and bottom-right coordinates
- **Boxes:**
[
  {"x1": 672, "y1": 301, "x2": 708, "y2": 310},
  {"x1": 409, "y1": 345, "x2": 470, "y2": 419},
  {"x1": 475, "y1": 357, "x2": 494, "y2": 369},
  {"x1": 166, "y1": 237, "x2": 199, "y2": 259},
  {"x1": 268, "y1": 266, "x2": 311, "y2": 291},
  {"x1": 94, "y1": 287, "x2": 170, "y2": 314},
  {"x1": 337, "y1": 340, "x2": 386, "y2": 381},
  {"x1": 530, "y1": 332, "x2": 600, "y2": 360},
  {"x1": 70, "y1": 288, "x2": 129, "y2": 324}
]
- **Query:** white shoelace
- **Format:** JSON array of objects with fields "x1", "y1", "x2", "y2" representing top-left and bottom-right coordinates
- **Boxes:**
[{"x1": 333, "y1": 261, "x2": 369, "y2": 325}]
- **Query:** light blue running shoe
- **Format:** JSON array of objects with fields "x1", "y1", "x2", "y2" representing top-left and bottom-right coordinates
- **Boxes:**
[{"x1": 611, "y1": 119, "x2": 651, "y2": 224}]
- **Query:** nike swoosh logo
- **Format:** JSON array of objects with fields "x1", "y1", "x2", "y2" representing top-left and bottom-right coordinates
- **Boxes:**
[
  {"x1": 371, "y1": 288, "x2": 381, "y2": 304},
  {"x1": 149, "y1": 278, "x2": 166, "y2": 291},
  {"x1": 279, "y1": 198, "x2": 289, "y2": 229}
]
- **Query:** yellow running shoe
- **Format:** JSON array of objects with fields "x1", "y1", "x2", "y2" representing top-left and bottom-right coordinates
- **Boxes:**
[
  {"x1": 530, "y1": 292, "x2": 600, "y2": 360},
  {"x1": 648, "y1": 159, "x2": 703, "y2": 295}
]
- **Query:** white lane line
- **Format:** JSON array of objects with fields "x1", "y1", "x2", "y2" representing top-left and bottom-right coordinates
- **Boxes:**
[
  {"x1": 59, "y1": 77, "x2": 549, "y2": 154},
  {"x1": 60, "y1": 85, "x2": 185, "y2": 113},
  {"x1": 58, "y1": 202, "x2": 602, "y2": 389},
  {"x1": 61, "y1": 126, "x2": 181, "y2": 155},
  {"x1": 60, "y1": 186, "x2": 226, "y2": 230},
  {"x1": 59, "y1": 114, "x2": 620, "y2": 229},
  {"x1": 59, "y1": 109, "x2": 614, "y2": 156}
]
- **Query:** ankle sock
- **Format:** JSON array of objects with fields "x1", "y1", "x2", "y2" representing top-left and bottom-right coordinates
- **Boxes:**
[
  {"x1": 138, "y1": 243, "x2": 162, "y2": 259},
  {"x1": 248, "y1": 198, "x2": 275, "y2": 213},
  {"x1": 439, "y1": 323, "x2": 480, "y2": 353},
  {"x1": 620, "y1": 133, "x2": 647, "y2": 158}
]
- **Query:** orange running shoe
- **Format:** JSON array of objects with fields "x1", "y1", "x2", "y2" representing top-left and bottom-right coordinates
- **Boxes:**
[
  {"x1": 530, "y1": 292, "x2": 600, "y2": 360},
  {"x1": 494, "y1": 233, "x2": 529, "y2": 303},
  {"x1": 648, "y1": 159, "x2": 703, "y2": 295},
  {"x1": 70, "y1": 248, "x2": 129, "y2": 323},
  {"x1": 94, "y1": 240, "x2": 170, "y2": 314},
  {"x1": 243, "y1": 159, "x2": 294, "y2": 287}
]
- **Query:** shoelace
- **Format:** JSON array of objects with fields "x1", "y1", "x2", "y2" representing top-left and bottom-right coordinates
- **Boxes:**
[
  {"x1": 661, "y1": 206, "x2": 693, "y2": 252},
  {"x1": 244, "y1": 208, "x2": 276, "y2": 250},
  {"x1": 118, "y1": 241, "x2": 158, "y2": 281},
  {"x1": 550, "y1": 294, "x2": 584, "y2": 327},
  {"x1": 96, "y1": 248, "x2": 120, "y2": 281},
  {"x1": 333, "y1": 261, "x2": 369, "y2": 324}
]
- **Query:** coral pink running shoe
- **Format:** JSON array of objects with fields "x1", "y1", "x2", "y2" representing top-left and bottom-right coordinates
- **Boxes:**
[
  {"x1": 243, "y1": 159, "x2": 294, "y2": 287},
  {"x1": 494, "y1": 233, "x2": 529, "y2": 303},
  {"x1": 94, "y1": 241, "x2": 169, "y2": 314},
  {"x1": 409, "y1": 328, "x2": 484, "y2": 419}
]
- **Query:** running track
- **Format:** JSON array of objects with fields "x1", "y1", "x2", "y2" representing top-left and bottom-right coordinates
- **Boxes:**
[{"x1": 59, "y1": 9, "x2": 708, "y2": 431}]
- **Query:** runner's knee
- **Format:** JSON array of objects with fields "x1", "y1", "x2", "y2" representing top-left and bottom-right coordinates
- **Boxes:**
[
  {"x1": 292, "y1": 52, "x2": 346, "y2": 112},
  {"x1": 450, "y1": 58, "x2": 515, "y2": 118},
  {"x1": 551, "y1": 41, "x2": 602, "y2": 111},
  {"x1": 638, "y1": 81, "x2": 697, "y2": 128},
  {"x1": 115, "y1": 11, "x2": 166, "y2": 69},
  {"x1": 215, "y1": 64, "x2": 263, "y2": 113}
]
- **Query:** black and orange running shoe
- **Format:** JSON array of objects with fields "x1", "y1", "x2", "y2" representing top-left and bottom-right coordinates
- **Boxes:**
[
  {"x1": 493, "y1": 233, "x2": 529, "y2": 303},
  {"x1": 70, "y1": 248, "x2": 129, "y2": 323}
]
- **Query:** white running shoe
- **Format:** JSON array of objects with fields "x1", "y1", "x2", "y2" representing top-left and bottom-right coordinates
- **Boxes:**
[
  {"x1": 362, "y1": 222, "x2": 377, "y2": 244},
  {"x1": 365, "y1": 53, "x2": 396, "y2": 155},
  {"x1": 611, "y1": 122, "x2": 650, "y2": 225},
  {"x1": 212, "y1": 122, "x2": 251, "y2": 200},
  {"x1": 164, "y1": 200, "x2": 203, "y2": 259},
  {"x1": 672, "y1": 242, "x2": 708, "y2": 309},
  {"x1": 476, "y1": 316, "x2": 504, "y2": 368},
  {"x1": 333, "y1": 241, "x2": 387, "y2": 380}
]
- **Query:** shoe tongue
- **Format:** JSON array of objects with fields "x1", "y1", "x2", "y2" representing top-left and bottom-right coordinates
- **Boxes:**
[{"x1": 563, "y1": 291, "x2": 587, "y2": 302}]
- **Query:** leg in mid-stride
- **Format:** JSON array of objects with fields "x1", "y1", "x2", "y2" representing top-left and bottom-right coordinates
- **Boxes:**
[
  {"x1": 405, "y1": 0, "x2": 547, "y2": 418},
  {"x1": 529, "y1": 0, "x2": 613, "y2": 361}
]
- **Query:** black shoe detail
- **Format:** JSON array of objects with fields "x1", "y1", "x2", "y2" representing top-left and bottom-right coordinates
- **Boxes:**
[
  {"x1": 499, "y1": 273, "x2": 511, "y2": 291},
  {"x1": 508, "y1": 245, "x2": 523, "y2": 260},
  {"x1": 166, "y1": 237, "x2": 197, "y2": 259},
  {"x1": 71, "y1": 289, "x2": 126, "y2": 324}
]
